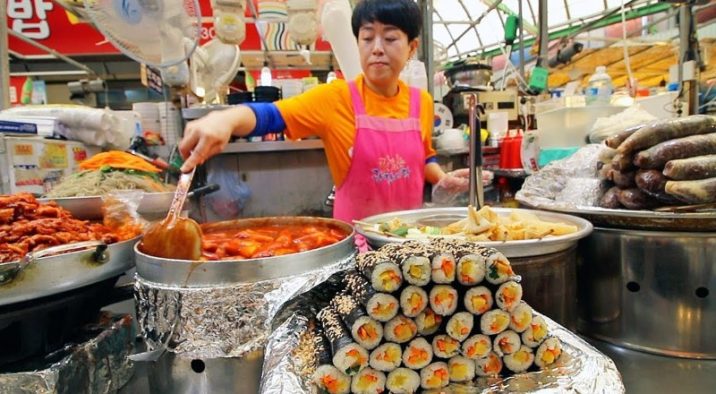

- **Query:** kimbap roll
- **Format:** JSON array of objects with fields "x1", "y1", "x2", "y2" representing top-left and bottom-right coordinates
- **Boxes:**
[
  {"x1": 483, "y1": 250, "x2": 515, "y2": 285},
  {"x1": 462, "y1": 334, "x2": 492, "y2": 360},
  {"x1": 403, "y1": 337, "x2": 433, "y2": 370},
  {"x1": 509, "y1": 302, "x2": 533, "y2": 333},
  {"x1": 445, "y1": 312, "x2": 474, "y2": 342},
  {"x1": 447, "y1": 356, "x2": 475, "y2": 383},
  {"x1": 432, "y1": 335, "x2": 460, "y2": 359},
  {"x1": 415, "y1": 307, "x2": 443, "y2": 336},
  {"x1": 495, "y1": 281, "x2": 523, "y2": 312},
  {"x1": 384, "y1": 315, "x2": 418, "y2": 344},
  {"x1": 475, "y1": 352, "x2": 503, "y2": 377},
  {"x1": 331, "y1": 294, "x2": 383, "y2": 350},
  {"x1": 480, "y1": 309, "x2": 510, "y2": 335},
  {"x1": 344, "y1": 271, "x2": 399, "y2": 323},
  {"x1": 464, "y1": 286, "x2": 493, "y2": 316},
  {"x1": 386, "y1": 368, "x2": 420, "y2": 394},
  {"x1": 457, "y1": 254, "x2": 486, "y2": 286},
  {"x1": 313, "y1": 365, "x2": 351, "y2": 394},
  {"x1": 504, "y1": 346, "x2": 535, "y2": 373},
  {"x1": 370, "y1": 343, "x2": 402, "y2": 372},
  {"x1": 493, "y1": 330, "x2": 521, "y2": 356},
  {"x1": 535, "y1": 337, "x2": 562, "y2": 369},
  {"x1": 420, "y1": 362, "x2": 450, "y2": 389},
  {"x1": 356, "y1": 252, "x2": 403, "y2": 292},
  {"x1": 400, "y1": 286, "x2": 428, "y2": 318},
  {"x1": 429, "y1": 285, "x2": 458, "y2": 316},
  {"x1": 431, "y1": 253, "x2": 456, "y2": 283},
  {"x1": 317, "y1": 306, "x2": 369, "y2": 376},
  {"x1": 522, "y1": 315, "x2": 549, "y2": 348},
  {"x1": 351, "y1": 367, "x2": 386, "y2": 394},
  {"x1": 401, "y1": 255, "x2": 431, "y2": 286}
]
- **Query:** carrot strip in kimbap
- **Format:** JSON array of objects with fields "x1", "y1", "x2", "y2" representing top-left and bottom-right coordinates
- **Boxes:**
[
  {"x1": 482, "y1": 250, "x2": 516, "y2": 285},
  {"x1": 415, "y1": 307, "x2": 443, "y2": 336},
  {"x1": 331, "y1": 294, "x2": 383, "y2": 350},
  {"x1": 312, "y1": 365, "x2": 351, "y2": 394},
  {"x1": 475, "y1": 352, "x2": 503, "y2": 377},
  {"x1": 401, "y1": 255, "x2": 431, "y2": 286},
  {"x1": 355, "y1": 252, "x2": 403, "y2": 292},
  {"x1": 386, "y1": 368, "x2": 420, "y2": 394},
  {"x1": 509, "y1": 302, "x2": 533, "y2": 333},
  {"x1": 522, "y1": 315, "x2": 549, "y2": 348},
  {"x1": 370, "y1": 343, "x2": 402, "y2": 372},
  {"x1": 432, "y1": 335, "x2": 460, "y2": 359},
  {"x1": 480, "y1": 309, "x2": 511, "y2": 335},
  {"x1": 535, "y1": 337, "x2": 563, "y2": 369},
  {"x1": 445, "y1": 312, "x2": 474, "y2": 342},
  {"x1": 447, "y1": 356, "x2": 475, "y2": 383},
  {"x1": 504, "y1": 346, "x2": 535, "y2": 373},
  {"x1": 457, "y1": 254, "x2": 486, "y2": 286},
  {"x1": 420, "y1": 362, "x2": 450, "y2": 389},
  {"x1": 462, "y1": 334, "x2": 492, "y2": 360},
  {"x1": 431, "y1": 253, "x2": 456, "y2": 283},
  {"x1": 493, "y1": 330, "x2": 521, "y2": 356},
  {"x1": 429, "y1": 285, "x2": 458, "y2": 316},
  {"x1": 384, "y1": 315, "x2": 418, "y2": 344},
  {"x1": 351, "y1": 367, "x2": 386, "y2": 394},
  {"x1": 344, "y1": 271, "x2": 399, "y2": 323},
  {"x1": 403, "y1": 337, "x2": 433, "y2": 370},
  {"x1": 399, "y1": 285, "x2": 428, "y2": 318},
  {"x1": 495, "y1": 281, "x2": 523, "y2": 312},
  {"x1": 317, "y1": 306, "x2": 369, "y2": 376},
  {"x1": 464, "y1": 286, "x2": 493, "y2": 316}
]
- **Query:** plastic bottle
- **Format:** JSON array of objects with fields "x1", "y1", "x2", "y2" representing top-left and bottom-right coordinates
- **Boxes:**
[
  {"x1": 260, "y1": 62, "x2": 272, "y2": 87},
  {"x1": 21, "y1": 77, "x2": 33, "y2": 104},
  {"x1": 585, "y1": 66, "x2": 613, "y2": 105}
]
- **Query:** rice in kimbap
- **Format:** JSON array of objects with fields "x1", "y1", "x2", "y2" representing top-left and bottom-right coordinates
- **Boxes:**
[
  {"x1": 400, "y1": 285, "x2": 428, "y2": 318},
  {"x1": 415, "y1": 307, "x2": 443, "y2": 336},
  {"x1": 386, "y1": 368, "x2": 420, "y2": 394},
  {"x1": 457, "y1": 254, "x2": 486, "y2": 286},
  {"x1": 475, "y1": 352, "x2": 503, "y2": 377},
  {"x1": 356, "y1": 252, "x2": 403, "y2": 292},
  {"x1": 509, "y1": 302, "x2": 533, "y2": 333},
  {"x1": 447, "y1": 356, "x2": 475, "y2": 383},
  {"x1": 432, "y1": 335, "x2": 460, "y2": 359},
  {"x1": 313, "y1": 365, "x2": 351, "y2": 394},
  {"x1": 429, "y1": 285, "x2": 458, "y2": 316},
  {"x1": 462, "y1": 334, "x2": 492, "y2": 360},
  {"x1": 495, "y1": 281, "x2": 523, "y2": 312},
  {"x1": 431, "y1": 253, "x2": 456, "y2": 283},
  {"x1": 445, "y1": 312, "x2": 474, "y2": 342},
  {"x1": 344, "y1": 271, "x2": 399, "y2": 323},
  {"x1": 535, "y1": 337, "x2": 562, "y2": 369},
  {"x1": 504, "y1": 346, "x2": 535, "y2": 373},
  {"x1": 493, "y1": 330, "x2": 521, "y2": 356},
  {"x1": 318, "y1": 306, "x2": 369, "y2": 376},
  {"x1": 351, "y1": 367, "x2": 386, "y2": 394},
  {"x1": 483, "y1": 250, "x2": 515, "y2": 285},
  {"x1": 384, "y1": 315, "x2": 418, "y2": 344},
  {"x1": 331, "y1": 294, "x2": 383, "y2": 350},
  {"x1": 522, "y1": 315, "x2": 549, "y2": 348},
  {"x1": 403, "y1": 337, "x2": 433, "y2": 369},
  {"x1": 464, "y1": 286, "x2": 493, "y2": 316},
  {"x1": 370, "y1": 343, "x2": 402, "y2": 372},
  {"x1": 480, "y1": 309, "x2": 511, "y2": 335},
  {"x1": 420, "y1": 362, "x2": 450, "y2": 389},
  {"x1": 401, "y1": 255, "x2": 431, "y2": 286}
]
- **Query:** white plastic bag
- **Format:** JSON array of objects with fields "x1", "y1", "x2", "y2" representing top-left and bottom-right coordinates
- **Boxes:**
[{"x1": 400, "y1": 59, "x2": 428, "y2": 91}]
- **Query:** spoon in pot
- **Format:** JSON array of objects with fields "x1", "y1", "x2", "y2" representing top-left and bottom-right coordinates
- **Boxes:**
[{"x1": 139, "y1": 168, "x2": 203, "y2": 260}]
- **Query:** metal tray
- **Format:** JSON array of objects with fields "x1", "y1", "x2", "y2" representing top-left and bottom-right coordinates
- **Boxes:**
[
  {"x1": 0, "y1": 237, "x2": 139, "y2": 307},
  {"x1": 135, "y1": 216, "x2": 356, "y2": 287},
  {"x1": 355, "y1": 207, "x2": 593, "y2": 258},
  {"x1": 39, "y1": 192, "x2": 175, "y2": 220}
]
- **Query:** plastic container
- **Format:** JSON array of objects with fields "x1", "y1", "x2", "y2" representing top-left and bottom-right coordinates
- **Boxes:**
[
  {"x1": 585, "y1": 66, "x2": 613, "y2": 106},
  {"x1": 260, "y1": 64, "x2": 272, "y2": 87}
]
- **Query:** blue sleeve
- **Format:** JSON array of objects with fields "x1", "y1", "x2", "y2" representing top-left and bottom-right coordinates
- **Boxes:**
[
  {"x1": 244, "y1": 103, "x2": 287, "y2": 137},
  {"x1": 426, "y1": 156, "x2": 439, "y2": 165}
]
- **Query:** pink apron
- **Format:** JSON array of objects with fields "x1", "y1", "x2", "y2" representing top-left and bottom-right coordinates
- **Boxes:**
[{"x1": 333, "y1": 80, "x2": 425, "y2": 224}]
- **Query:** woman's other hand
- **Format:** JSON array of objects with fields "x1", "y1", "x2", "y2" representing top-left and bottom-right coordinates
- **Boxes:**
[{"x1": 179, "y1": 110, "x2": 236, "y2": 172}]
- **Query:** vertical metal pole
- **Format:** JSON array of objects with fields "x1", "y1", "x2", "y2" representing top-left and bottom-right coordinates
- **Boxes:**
[
  {"x1": 679, "y1": 4, "x2": 697, "y2": 116},
  {"x1": 0, "y1": 0, "x2": 11, "y2": 109},
  {"x1": 419, "y1": 0, "x2": 434, "y2": 96},
  {"x1": 518, "y1": 0, "x2": 525, "y2": 81},
  {"x1": 538, "y1": 0, "x2": 549, "y2": 67},
  {"x1": 467, "y1": 94, "x2": 483, "y2": 208}
]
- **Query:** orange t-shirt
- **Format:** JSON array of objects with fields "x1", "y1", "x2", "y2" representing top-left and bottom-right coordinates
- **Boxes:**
[{"x1": 275, "y1": 75, "x2": 436, "y2": 187}]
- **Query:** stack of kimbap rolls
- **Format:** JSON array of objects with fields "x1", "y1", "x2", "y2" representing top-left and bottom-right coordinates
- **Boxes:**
[{"x1": 310, "y1": 240, "x2": 563, "y2": 393}]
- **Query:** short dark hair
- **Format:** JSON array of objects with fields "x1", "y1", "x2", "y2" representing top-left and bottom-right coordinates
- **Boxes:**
[{"x1": 351, "y1": 0, "x2": 422, "y2": 41}]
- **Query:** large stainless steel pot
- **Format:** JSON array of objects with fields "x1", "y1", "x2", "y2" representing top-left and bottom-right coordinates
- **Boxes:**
[
  {"x1": 578, "y1": 227, "x2": 716, "y2": 359},
  {"x1": 444, "y1": 60, "x2": 493, "y2": 88}
]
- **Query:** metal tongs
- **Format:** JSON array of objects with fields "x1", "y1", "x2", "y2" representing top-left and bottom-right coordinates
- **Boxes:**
[{"x1": 466, "y1": 93, "x2": 485, "y2": 209}]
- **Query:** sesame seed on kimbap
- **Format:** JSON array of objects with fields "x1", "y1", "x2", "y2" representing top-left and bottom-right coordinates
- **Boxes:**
[
  {"x1": 400, "y1": 285, "x2": 428, "y2": 318},
  {"x1": 504, "y1": 345, "x2": 535, "y2": 373},
  {"x1": 401, "y1": 255, "x2": 431, "y2": 286},
  {"x1": 483, "y1": 250, "x2": 516, "y2": 285},
  {"x1": 535, "y1": 337, "x2": 563, "y2": 369},
  {"x1": 369, "y1": 343, "x2": 402, "y2": 372},
  {"x1": 420, "y1": 362, "x2": 450, "y2": 389},
  {"x1": 355, "y1": 252, "x2": 403, "y2": 293},
  {"x1": 493, "y1": 330, "x2": 521, "y2": 357},
  {"x1": 445, "y1": 312, "x2": 474, "y2": 342},
  {"x1": 331, "y1": 294, "x2": 383, "y2": 350},
  {"x1": 415, "y1": 307, "x2": 443, "y2": 336},
  {"x1": 317, "y1": 306, "x2": 369, "y2": 376},
  {"x1": 480, "y1": 309, "x2": 511, "y2": 336},
  {"x1": 386, "y1": 368, "x2": 420, "y2": 394},
  {"x1": 522, "y1": 315, "x2": 549, "y2": 348},
  {"x1": 462, "y1": 334, "x2": 492, "y2": 360},
  {"x1": 457, "y1": 254, "x2": 486, "y2": 286},
  {"x1": 313, "y1": 365, "x2": 351, "y2": 394},
  {"x1": 431, "y1": 253, "x2": 456, "y2": 284},
  {"x1": 447, "y1": 356, "x2": 475, "y2": 383},
  {"x1": 509, "y1": 302, "x2": 533, "y2": 333},
  {"x1": 384, "y1": 315, "x2": 418, "y2": 344},
  {"x1": 429, "y1": 285, "x2": 458, "y2": 316},
  {"x1": 464, "y1": 286, "x2": 493, "y2": 316},
  {"x1": 432, "y1": 334, "x2": 461, "y2": 359},
  {"x1": 402, "y1": 337, "x2": 433, "y2": 370},
  {"x1": 495, "y1": 281, "x2": 523, "y2": 312},
  {"x1": 475, "y1": 352, "x2": 503, "y2": 377},
  {"x1": 350, "y1": 367, "x2": 386, "y2": 394}
]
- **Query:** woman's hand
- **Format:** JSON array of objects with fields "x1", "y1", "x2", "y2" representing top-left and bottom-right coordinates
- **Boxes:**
[
  {"x1": 179, "y1": 110, "x2": 237, "y2": 172},
  {"x1": 431, "y1": 169, "x2": 470, "y2": 205}
]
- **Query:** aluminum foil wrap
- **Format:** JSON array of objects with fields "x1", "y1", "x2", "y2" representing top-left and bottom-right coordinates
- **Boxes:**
[
  {"x1": 516, "y1": 144, "x2": 608, "y2": 209},
  {"x1": 134, "y1": 255, "x2": 355, "y2": 360},
  {"x1": 260, "y1": 304, "x2": 625, "y2": 394},
  {"x1": 0, "y1": 314, "x2": 135, "y2": 394}
]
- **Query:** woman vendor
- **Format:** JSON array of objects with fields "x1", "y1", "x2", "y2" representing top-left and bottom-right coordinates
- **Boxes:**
[{"x1": 179, "y1": 0, "x2": 468, "y2": 222}]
